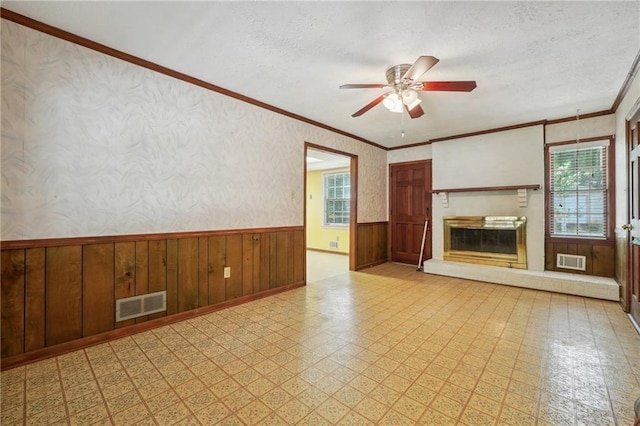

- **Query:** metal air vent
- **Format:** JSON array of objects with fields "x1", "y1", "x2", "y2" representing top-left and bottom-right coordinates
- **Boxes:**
[
  {"x1": 116, "y1": 291, "x2": 166, "y2": 322},
  {"x1": 556, "y1": 254, "x2": 586, "y2": 271}
]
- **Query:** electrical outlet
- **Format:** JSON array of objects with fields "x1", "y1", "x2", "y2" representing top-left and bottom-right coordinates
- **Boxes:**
[{"x1": 224, "y1": 267, "x2": 231, "y2": 278}]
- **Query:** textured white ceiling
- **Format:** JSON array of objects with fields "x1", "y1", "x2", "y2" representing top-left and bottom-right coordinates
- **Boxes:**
[{"x1": 3, "y1": 1, "x2": 639, "y2": 148}]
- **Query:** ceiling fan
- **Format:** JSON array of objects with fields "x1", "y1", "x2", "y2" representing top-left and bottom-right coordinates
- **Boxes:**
[{"x1": 340, "y1": 56, "x2": 477, "y2": 119}]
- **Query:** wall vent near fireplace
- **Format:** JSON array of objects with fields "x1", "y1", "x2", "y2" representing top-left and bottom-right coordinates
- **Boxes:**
[
  {"x1": 116, "y1": 291, "x2": 166, "y2": 322},
  {"x1": 556, "y1": 254, "x2": 586, "y2": 271}
]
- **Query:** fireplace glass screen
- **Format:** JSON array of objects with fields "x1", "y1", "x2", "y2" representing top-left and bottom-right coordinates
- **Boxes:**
[
  {"x1": 450, "y1": 228, "x2": 517, "y2": 255},
  {"x1": 443, "y1": 216, "x2": 527, "y2": 269}
]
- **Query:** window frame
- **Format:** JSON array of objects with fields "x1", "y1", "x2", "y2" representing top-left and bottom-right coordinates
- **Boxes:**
[
  {"x1": 322, "y1": 170, "x2": 351, "y2": 227},
  {"x1": 545, "y1": 136, "x2": 615, "y2": 242}
]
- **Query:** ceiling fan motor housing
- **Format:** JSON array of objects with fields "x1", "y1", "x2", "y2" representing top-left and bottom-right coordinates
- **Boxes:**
[{"x1": 386, "y1": 64, "x2": 412, "y2": 86}]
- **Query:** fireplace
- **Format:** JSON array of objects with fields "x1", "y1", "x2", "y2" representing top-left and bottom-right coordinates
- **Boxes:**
[{"x1": 443, "y1": 216, "x2": 527, "y2": 269}]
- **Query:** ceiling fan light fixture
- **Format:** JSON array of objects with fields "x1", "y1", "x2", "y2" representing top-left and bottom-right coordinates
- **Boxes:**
[
  {"x1": 402, "y1": 89, "x2": 421, "y2": 110},
  {"x1": 401, "y1": 89, "x2": 417, "y2": 104},
  {"x1": 382, "y1": 92, "x2": 403, "y2": 113}
]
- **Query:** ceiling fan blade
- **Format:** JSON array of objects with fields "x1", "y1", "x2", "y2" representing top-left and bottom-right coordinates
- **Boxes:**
[
  {"x1": 402, "y1": 56, "x2": 439, "y2": 81},
  {"x1": 406, "y1": 104, "x2": 424, "y2": 119},
  {"x1": 340, "y1": 84, "x2": 387, "y2": 89},
  {"x1": 418, "y1": 81, "x2": 477, "y2": 92},
  {"x1": 352, "y1": 95, "x2": 385, "y2": 117}
]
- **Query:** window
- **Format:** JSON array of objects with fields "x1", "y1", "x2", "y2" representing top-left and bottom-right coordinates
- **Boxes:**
[
  {"x1": 324, "y1": 171, "x2": 350, "y2": 226},
  {"x1": 548, "y1": 140, "x2": 611, "y2": 238}
]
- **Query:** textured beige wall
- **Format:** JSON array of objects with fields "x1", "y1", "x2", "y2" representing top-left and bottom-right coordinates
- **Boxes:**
[{"x1": 1, "y1": 20, "x2": 387, "y2": 240}]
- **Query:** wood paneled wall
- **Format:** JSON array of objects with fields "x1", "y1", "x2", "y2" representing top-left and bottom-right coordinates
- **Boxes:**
[
  {"x1": 615, "y1": 231, "x2": 628, "y2": 307},
  {"x1": 356, "y1": 222, "x2": 388, "y2": 270},
  {"x1": 544, "y1": 239, "x2": 615, "y2": 278},
  {"x1": 1, "y1": 227, "x2": 304, "y2": 359}
]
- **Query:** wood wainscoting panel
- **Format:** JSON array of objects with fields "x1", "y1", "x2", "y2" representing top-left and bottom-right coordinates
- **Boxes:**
[
  {"x1": 545, "y1": 239, "x2": 615, "y2": 278},
  {"x1": 259, "y1": 232, "x2": 271, "y2": 292},
  {"x1": 198, "y1": 237, "x2": 210, "y2": 308},
  {"x1": 45, "y1": 246, "x2": 83, "y2": 346},
  {"x1": 0, "y1": 226, "x2": 305, "y2": 362},
  {"x1": 208, "y1": 236, "x2": 226, "y2": 304},
  {"x1": 293, "y1": 229, "x2": 305, "y2": 284},
  {"x1": 178, "y1": 237, "x2": 199, "y2": 313},
  {"x1": 148, "y1": 240, "x2": 168, "y2": 320},
  {"x1": 1, "y1": 249, "x2": 25, "y2": 357},
  {"x1": 356, "y1": 222, "x2": 388, "y2": 270},
  {"x1": 166, "y1": 239, "x2": 179, "y2": 316},
  {"x1": 242, "y1": 234, "x2": 256, "y2": 297},
  {"x1": 615, "y1": 231, "x2": 628, "y2": 309},
  {"x1": 25, "y1": 248, "x2": 46, "y2": 352},
  {"x1": 135, "y1": 241, "x2": 150, "y2": 323},
  {"x1": 225, "y1": 234, "x2": 243, "y2": 300},
  {"x1": 82, "y1": 243, "x2": 115, "y2": 337},
  {"x1": 274, "y1": 231, "x2": 289, "y2": 288},
  {"x1": 114, "y1": 242, "x2": 137, "y2": 328},
  {"x1": 592, "y1": 244, "x2": 615, "y2": 278}
]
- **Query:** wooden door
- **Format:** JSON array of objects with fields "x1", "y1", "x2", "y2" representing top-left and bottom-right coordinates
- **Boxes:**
[
  {"x1": 628, "y1": 110, "x2": 640, "y2": 325},
  {"x1": 389, "y1": 161, "x2": 432, "y2": 265}
]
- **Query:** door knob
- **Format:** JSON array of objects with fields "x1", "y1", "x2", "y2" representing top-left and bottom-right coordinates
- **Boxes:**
[{"x1": 622, "y1": 224, "x2": 633, "y2": 231}]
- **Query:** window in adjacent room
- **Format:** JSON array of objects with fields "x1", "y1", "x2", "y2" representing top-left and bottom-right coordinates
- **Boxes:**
[
  {"x1": 548, "y1": 139, "x2": 612, "y2": 239},
  {"x1": 324, "y1": 171, "x2": 350, "y2": 226}
]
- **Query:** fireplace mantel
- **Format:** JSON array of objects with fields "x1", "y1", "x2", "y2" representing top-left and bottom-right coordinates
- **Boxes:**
[{"x1": 432, "y1": 184, "x2": 541, "y2": 208}]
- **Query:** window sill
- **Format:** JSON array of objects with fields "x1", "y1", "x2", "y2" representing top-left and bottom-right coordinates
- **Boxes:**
[{"x1": 545, "y1": 236, "x2": 614, "y2": 246}]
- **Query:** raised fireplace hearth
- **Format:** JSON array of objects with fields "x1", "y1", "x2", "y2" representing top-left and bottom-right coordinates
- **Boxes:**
[{"x1": 444, "y1": 216, "x2": 527, "y2": 269}]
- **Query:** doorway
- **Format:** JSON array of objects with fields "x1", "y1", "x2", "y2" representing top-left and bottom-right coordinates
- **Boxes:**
[{"x1": 305, "y1": 144, "x2": 356, "y2": 283}]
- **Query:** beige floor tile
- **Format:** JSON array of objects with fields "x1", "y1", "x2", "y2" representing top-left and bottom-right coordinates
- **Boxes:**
[
  {"x1": 153, "y1": 401, "x2": 191, "y2": 424},
  {"x1": 334, "y1": 410, "x2": 373, "y2": 425},
  {"x1": 378, "y1": 409, "x2": 414, "y2": 425},
  {"x1": 67, "y1": 390, "x2": 105, "y2": 415},
  {"x1": 439, "y1": 382, "x2": 472, "y2": 405},
  {"x1": 499, "y1": 404, "x2": 537, "y2": 426},
  {"x1": 431, "y1": 394, "x2": 465, "y2": 419},
  {"x1": 68, "y1": 403, "x2": 110, "y2": 425},
  {"x1": 260, "y1": 387, "x2": 293, "y2": 410},
  {"x1": 459, "y1": 406, "x2": 496, "y2": 425},
  {"x1": 221, "y1": 387, "x2": 256, "y2": 412},
  {"x1": 111, "y1": 403, "x2": 152, "y2": 425},
  {"x1": 0, "y1": 405, "x2": 24, "y2": 425},
  {"x1": 391, "y1": 395, "x2": 427, "y2": 421},
  {"x1": 419, "y1": 407, "x2": 459, "y2": 425},
  {"x1": 236, "y1": 400, "x2": 271, "y2": 425},
  {"x1": 194, "y1": 401, "x2": 230, "y2": 424},
  {"x1": 314, "y1": 397, "x2": 350, "y2": 423},
  {"x1": 276, "y1": 398, "x2": 311, "y2": 424},
  {"x1": 369, "y1": 384, "x2": 401, "y2": 407},
  {"x1": 353, "y1": 396, "x2": 388, "y2": 423}
]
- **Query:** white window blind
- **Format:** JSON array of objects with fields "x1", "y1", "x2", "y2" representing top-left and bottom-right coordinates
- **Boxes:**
[
  {"x1": 324, "y1": 172, "x2": 350, "y2": 226},
  {"x1": 549, "y1": 143, "x2": 607, "y2": 238}
]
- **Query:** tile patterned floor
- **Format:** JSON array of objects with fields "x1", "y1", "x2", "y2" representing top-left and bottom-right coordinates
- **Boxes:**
[
  {"x1": 1, "y1": 263, "x2": 639, "y2": 425},
  {"x1": 306, "y1": 251, "x2": 349, "y2": 284}
]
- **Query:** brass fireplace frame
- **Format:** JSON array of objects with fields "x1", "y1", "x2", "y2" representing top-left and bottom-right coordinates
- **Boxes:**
[{"x1": 443, "y1": 216, "x2": 527, "y2": 269}]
